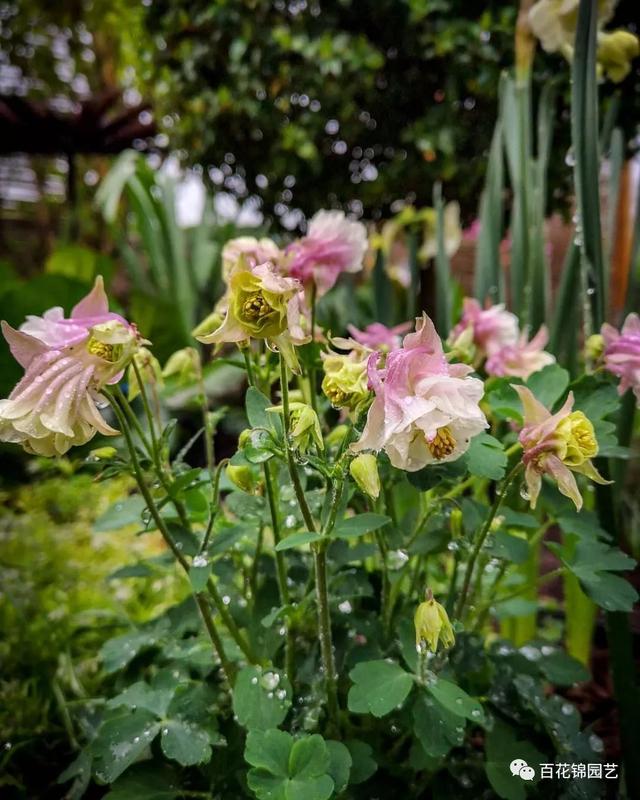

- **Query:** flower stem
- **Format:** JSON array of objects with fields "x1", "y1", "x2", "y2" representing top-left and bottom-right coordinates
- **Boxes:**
[
  {"x1": 279, "y1": 355, "x2": 316, "y2": 532},
  {"x1": 455, "y1": 463, "x2": 523, "y2": 620},
  {"x1": 105, "y1": 389, "x2": 236, "y2": 680}
]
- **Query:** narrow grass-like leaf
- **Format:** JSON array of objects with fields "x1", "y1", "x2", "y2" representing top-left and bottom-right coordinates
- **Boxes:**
[
  {"x1": 474, "y1": 116, "x2": 504, "y2": 304},
  {"x1": 433, "y1": 182, "x2": 452, "y2": 334}
]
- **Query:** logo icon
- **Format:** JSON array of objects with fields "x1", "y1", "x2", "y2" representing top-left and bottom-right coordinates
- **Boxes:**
[{"x1": 510, "y1": 759, "x2": 535, "y2": 781}]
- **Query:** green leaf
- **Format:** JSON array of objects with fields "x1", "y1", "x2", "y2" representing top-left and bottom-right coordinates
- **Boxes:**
[
  {"x1": 465, "y1": 433, "x2": 507, "y2": 480},
  {"x1": 412, "y1": 692, "x2": 464, "y2": 758},
  {"x1": 526, "y1": 364, "x2": 569, "y2": 410},
  {"x1": 345, "y1": 740, "x2": 377, "y2": 784},
  {"x1": 189, "y1": 559, "x2": 212, "y2": 592},
  {"x1": 485, "y1": 720, "x2": 544, "y2": 800},
  {"x1": 102, "y1": 764, "x2": 181, "y2": 800},
  {"x1": 326, "y1": 741, "x2": 352, "y2": 794},
  {"x1": 275, "y1": 531, "x2": 323, "y2": 551},
  {"x1": 160, "y1": 720, "x2": 211, "y2": 766},
  {"x1": 332, "y1": 513, "x2": 391, "y2": 540},
  {"x1": 245, "y1": 731, "x2": 335, "y2": 800},
  {"x1": 233, "y1": 666, "x2": 292, "y2": 730},
  {"x1": 489, "y1": 531, "x2": 529, "y2": 564},
  {"x1": 94, "y1": 496, "x2": 147, "y2": 533},
  {"x1": 537, "y1": 650, "x2": 589, "y2": 686},
  {"x1": 247, "y1": 386, "x2": 282, "y2": 434},
  {"x1": 348, "y1": 660, "x2": 413, "y2": 717},
  {"x1": 106, "y1": 681, "x2": 174, "y2": 717},
  {"x1": 100, "y1": 623, "x2": 168, "y2": 673},
  {"x1": 92, "y1": 711, "x2": 161, "y2": 784},
  {"x1": 426, "y1": 678, "x2": 484, "y2": 722}
]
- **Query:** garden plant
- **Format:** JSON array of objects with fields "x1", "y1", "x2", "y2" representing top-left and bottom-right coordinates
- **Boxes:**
[{"x1": 0, "y1": 1, "x2": 639, "y2": 799}]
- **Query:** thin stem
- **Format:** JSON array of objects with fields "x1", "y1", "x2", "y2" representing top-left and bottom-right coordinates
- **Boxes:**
[
  {"x1": 200, "y1": 459, "x2": 226, "y2": 554},
  {"x1": 263, "y1": 460, "x2": 295, "y2": 682},
  {"x1": 313, "y1": 544, "x2": 339, "y2": 724},
  {"x1": 280, "y1": 355, "x2": 316, "y2": 532},
  {"x1": 131, "y1": 358, "x2": 161, "y2": 460},
  {"x1": 243, "y1": 348, "x2": 256, "y2": 387},
  {"x1": 195, "y1": 593, "x2": 237, "y2": 682},
  {"x1": 205, "y1": 576, "x2": 255, "y2": 663},
  {"x1": 106, "y1": 390, "x2": 236, "y2": 679},
  {"x1": 113, "y1": 383, "x2": 154, "y2": 459},
  {"x1": 308, "y1": 283, "x2": 319, "y2": 416},
  {"x1": 455, "y1": 463, "x2": 523, "y2": 620}
]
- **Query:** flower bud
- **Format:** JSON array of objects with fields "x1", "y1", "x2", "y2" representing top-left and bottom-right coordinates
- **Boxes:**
[
  {"x1": 349, "y1": 453, "x2": 380, "y2": 500},
  {"x1": 89, "y1": 446, "x2": 118, "y2": 460},
  {"x1": 226, "y1": 464, "x2": 257, "y2": 494},
  {"x1": 127, "y1": 347, "x2": 163, "y2": 401},
  {"x1": 414, "y1": 592, "x2": 455, "y2": 652},
  {"x1": 585, "y1": 333, "x2": 604, "y2": 362},
  {"x1": 238, "y1": 428, "x2": 253, "y2": 448},
  {"x1": 597, "y1": 30, "x2": 639, "y2": 83},
  {"x1": 269, "y1": 402, "x2": 323, "y2": 453},
  {"x1": 163, "y1": 348, "x2": 201, "y2": 384}
]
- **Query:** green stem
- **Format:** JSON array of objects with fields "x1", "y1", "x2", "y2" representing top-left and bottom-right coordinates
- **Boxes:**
[
  {"x1": 131, "y1": 358, "x2": 161, "y2": 461},
  {"x1": 263, "y1": 460, "x2": 295, "y2": 682},
  {"x1": 243, "y1": 348, "x2": 256, "y2": 387},
  {"x1": 279, "y1": 355, "x2": 316, "y2": 532},
  {"x1": 205, "y1": 576, "x2": 255, "y2": 663},
  {"x1": 106, "y1": 390, "x2": 236, "y2": 679},
  {"x1": 313, "y1": 544, "x2": 339, "y2": 724},
  {"x1": 308, "y1": 283, "x2": 319, "y2": 416},
  {"x1": 455, "y1": 463, "x2": 523, "y2": 620}
]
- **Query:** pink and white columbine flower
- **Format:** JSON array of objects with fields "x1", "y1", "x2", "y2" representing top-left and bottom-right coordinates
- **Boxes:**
[
  {"x1": 448, "y1": 298, "x2": 519, "y2": 358},
  {"x1": 346, "y1": 321, "x2": 412, "y2": 351},
  {"x1": 351, "y1": 313, "x2": 487, "y2": 471},
  {"x1": 602, "y1": 313, "x2": 640, "y2": 405},
  {"x1": 485, "y1": 327, "x2": 555, "y2": 380},
  {"x1": 0, "y1": 278, "x2": 139, "y2": 456},
  {"x1": 286, "y1": 210, "x2": 367, "y2": 295},
  {"x1": 514, "y1": 385, "x2": 608, "y2": 511},
  {"x1": 221, "y1": 236, "x2": 282, "y2": 281}
]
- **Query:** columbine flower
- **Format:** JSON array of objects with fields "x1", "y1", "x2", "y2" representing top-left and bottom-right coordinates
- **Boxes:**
[
  {"x1": 351, "y1": 314, "x2": 487, "y2": 471},
  {"x1": 448, "y1": 298, "x2": 519, "y2": 360},
  {"x1": 321, "y1": 350, "x2": 370, "y2": 412},
  {"x1": 0, "y1": 282, "x2": 140, "y2": 456},
  {"x1": 514, "y1": 385, "x2": 609, "y2": 511},
  {"x1": 414, "y1": 591, "x2": 455, "y2": 652},
  {"x1": 485, "y1": 327, "x2": 555, "y2": 380},
  {"x1": 529, "y1": 0, "x2": 616, "y2": 59},
  {"x1": 222, "y1": 236, "x2": 281, "y2": 281},
  {"x1": 162, "y1": 347, "x2": 201, "y2": 385},
  {"x1": 226, "y1": 464, "x2": 259, "y2": 494},
  {"x1": 349, "y1": 453, "x2": 380, "y2": 500},
  {"x1": 346, "y1": 322, "x2": 412, "y2": 352},
  {"x1": 286, "y1": 210, "x2": 367, "y2": 295},
  {"x1": 195, "y1": 259, "x2": 308, "y2": 372},
  {"x1": 602, "y1": 313, "x2": 640, "y2": 405}
]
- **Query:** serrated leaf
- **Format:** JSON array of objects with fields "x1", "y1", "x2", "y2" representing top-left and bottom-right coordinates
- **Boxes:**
[{"x1": 348, "y1": 660, "x2": 413, "y2": 717}]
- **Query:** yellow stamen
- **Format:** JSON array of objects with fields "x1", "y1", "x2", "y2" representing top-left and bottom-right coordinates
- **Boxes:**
[
  {"x1": 427, "y1": 426, "x2": 456, "y2": 460},
  {"x1": 241, "y1": 292, "x2": 273, "y2": 321},
  {"x1": 87, "y1": 339, "x2": 117, "y2": 361},
  {"x1": 324, "y1": 384, "x2": 349, "y2": 407}
]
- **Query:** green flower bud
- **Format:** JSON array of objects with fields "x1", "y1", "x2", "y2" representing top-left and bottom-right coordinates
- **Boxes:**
[
  {"x1": 325, "y1": 424, "x2": 350, "y2": 449},
  {"x1": 192, "y1": 309, "x2": 225, "y2": 339},
  {"x1": 127, "y1": 347, "x2": 163, "y2": 401},
  {"x1": 89, "y1": 446, "x2": 118, "y2": 460},
  {"x1": 414, "y1": 591, "x2": 455, "y2": 652},
  {"x1": 162, "y1": 348, "x2": 201, "y2": 384},
  {"x1": 268, "y1": 402, "x2": 323, "y2": 453},
  {"x1": 238, "y1": 429, "x2": 253, "y2": 448},
  {"x1": 585, "y1": 333, "x2": 604, "y2": 362},
  {"x1": 349, "y1": 453, "x2": 380, "y2": 500},
  {"x1": 226, "y1": 464, "x2": 257, "y2": 494}
]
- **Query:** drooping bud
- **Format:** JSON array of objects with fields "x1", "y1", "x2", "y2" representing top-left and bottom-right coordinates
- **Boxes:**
[
  {"x1": 414, "y1": 590, "x2": 455, "y2": 652},
  {"x1": 268, "y1": 402, "x2": 323, "y2": 453},
  {"x1": 325, "y1": 424, "x2": 350, "y2": 449},
  {"x1": 192, "y1": 310, "x2": 225, "y2": 339},
  {"x1": 127, "y1": 347, "x2": 163, "y2": 401},
  {"x1": 585, "y1": 333, "x2": 604, "y2": 363},
  {"x1": 597, "y1": 30, "x2": 639, "y2": 83},
  {"x1": 226, "y1": 464, "x2": 257, "y2": 494},
  {"x1": 349, "y1": 453, "x2": 380, "y2": 500},
  {"x1": 162, "y1": 348, "x2": 201, "y2": 384},
  {"x1": 89, "y1": 446, "x2": 118, "y2": 460}
]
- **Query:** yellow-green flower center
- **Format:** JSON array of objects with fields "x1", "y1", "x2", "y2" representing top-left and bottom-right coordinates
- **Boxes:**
[
  {"x1": 324, "y1": 382, "x2": 350, "y2": 407},
  {"x1": 241, "y1": 292, "x2": 274, "y2": 321},
  {"x1": 427, "y1": 426, "x2": 456, "y2": 460}
]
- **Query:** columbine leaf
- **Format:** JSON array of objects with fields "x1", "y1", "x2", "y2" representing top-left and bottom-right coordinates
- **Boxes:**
[
  {"x1": 348, "y1": 660, "x2": 413, "y2": 717},
  {"x1": 465, "y1": 433, "x2": 507, "y2": 480},
  {"x1": 233, "y1": 666, "x2": 292, "y2": 730},
  {"x1": 426, "y1": 678, "x2": 484, "y2": 722},
  {"x1": 92, "y1": 711, "x2": 161, "y2": 784},
  {"x1": 275, "y1": 531, "x2": 323, "y2": 551},
  {"x1": 332, "y1": 513, "x2": 391, "y2": 540},
  {"x1": 160, "y1": 720, "x2": 211, "y2": 766}
]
